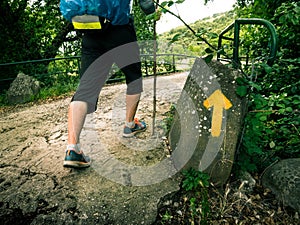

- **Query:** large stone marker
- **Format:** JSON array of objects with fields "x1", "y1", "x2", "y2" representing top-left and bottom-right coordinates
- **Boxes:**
[
  {"x1": 7, "y1": 72, "x2": 40, "y2": 104},
  {"x1": 169, "y1": 58, "x2": 245, "y2": 187}
]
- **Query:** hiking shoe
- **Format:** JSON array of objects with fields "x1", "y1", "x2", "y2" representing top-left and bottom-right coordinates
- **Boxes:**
[
  {"x1": 63, "y1": 150, "x2": 91, "y2": 168},
  {"x1": 123, "y1": 118, "x2": 147, "y2": 138}
]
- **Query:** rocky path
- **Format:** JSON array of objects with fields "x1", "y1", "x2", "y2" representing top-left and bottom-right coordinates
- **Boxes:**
[{"x1": 0, "y1": 72, "x2": 188, "y2": 224}]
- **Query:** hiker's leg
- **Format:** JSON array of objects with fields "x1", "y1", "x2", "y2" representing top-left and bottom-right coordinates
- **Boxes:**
[
  {"x1": 110, "y1": 24, "x2": 143, "y2": 124},
  {"x1": 106, "y1": 23, "x2": 146, "y2": 136},
  {"x1": 67, "y1": 32, "x2": 112, "y2": 147},
  {"x1": 123, "y1": 77, "x2": 144, "y2": 136},
  {"x1": 64, "y1": 100, "x2": 91, "y2": 168},
  {"x1": 68, "y1": 101, "x2": 88, "y2": 145},
  {"x1": 126, "y1": 93, "x2": 141, "y2": 123}
]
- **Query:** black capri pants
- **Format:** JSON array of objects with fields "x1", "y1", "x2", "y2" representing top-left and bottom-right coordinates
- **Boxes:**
[{"x1": 72, "y1": 21, "x2": 143, "y2": 114}]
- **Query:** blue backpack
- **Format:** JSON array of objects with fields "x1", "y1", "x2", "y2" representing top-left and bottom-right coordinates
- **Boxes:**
[
  {"x1": 60, "y1": 0, "x2": 131, "y2": 25},
  {"x1": 60, "y1": 0, "x2": 155, "y2": 26}
]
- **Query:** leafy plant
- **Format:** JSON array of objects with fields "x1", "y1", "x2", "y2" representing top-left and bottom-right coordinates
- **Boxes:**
[
  {"x1": 182, "y1": 168, "x2": 210, "y2": 191},
  {"x1": 181, "y1": 168, "x2": 210, "y2": 224},
  {"x1": 231, "y1": 0, "x2": 300, "y2": 174},
  {"x1": 161, "y1": 210, "x2": 173, "y2": 222},
  {"x1": 161, "y1": 104, "x2": 176, "y2": 134}
]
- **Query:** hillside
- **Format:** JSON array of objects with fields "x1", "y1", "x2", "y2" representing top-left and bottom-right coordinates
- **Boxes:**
[{"x1": 157, "y1": 11, "x2": 236, "y2": 57}]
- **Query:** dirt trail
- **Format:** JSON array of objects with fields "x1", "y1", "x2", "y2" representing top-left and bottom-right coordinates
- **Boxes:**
[{"x1": 0, "y1": 72, "x2": 188, "y2": 224}]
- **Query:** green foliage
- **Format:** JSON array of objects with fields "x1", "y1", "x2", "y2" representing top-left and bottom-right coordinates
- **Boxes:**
[
  {"x1": 234, "y1": 1, "x2": 300, "y2": 173},
  {"x1": 161, "y1": 104, "x2": 176, "y2": 134},
  {"x1": 0, "y1": 93, "x2": 8, "y2": 106},
  {"x1": 182, "y1": 168, "x2": 210, "y2": 224},
  {"x1": 34, "y1": 80, "x2": 78, "y2": 101},
  {"x1": 0, "y1": 0, "x2": 76, "y2": 85},
  {"x1": 161, "y1": 211, "x2": 173, "y2": 222},
  {"x1": 237, "y1": 89, "x2": 300, "y2": 172},
  {"x1": 35, "y1": 62, "x2": 80, "y2": 98},
  {"x1": 132, "y1": 1, "x2": 155, "y2": 42},
  {"x1": 182, "y1": 168, "x2": 210, "y2": 191},
  {"x1": 235, "y1": 77, "x2": 249, "y2": 97},
  {"x1": 0, "y1": 0, "x2": 73, "y2": 63}
]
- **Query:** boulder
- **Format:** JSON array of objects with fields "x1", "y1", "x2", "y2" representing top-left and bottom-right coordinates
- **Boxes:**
[
  {"x1": 261, "y1": 158, "x2": 300, "y2": 213},
  {"x1": 168, "y1": 58, "x2": 246, "y2": 187},
  {"x1": 7, "y1": 72, "x2": 40, "y2": 104}
]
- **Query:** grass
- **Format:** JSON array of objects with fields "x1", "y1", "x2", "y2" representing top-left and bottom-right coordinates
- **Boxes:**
[{"x1": 0, "y1": 78, "x2": 78, "y2": 107}]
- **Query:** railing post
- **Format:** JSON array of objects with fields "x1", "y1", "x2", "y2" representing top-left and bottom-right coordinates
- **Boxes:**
[
  {"x1": 172, "y1": 54, "x2": 176, "y2": 73},
  {"x1": 77, "y1": 57, "x2": 81, "y2": 75},
  {"x1": 235, "y1": 18, "x2": 278, "y2": 66},
  {"x1": 233, "y1": 21, "x2": 240, "y2": 69},
  {"x1": 144, "y1": 55, "x2": 149, "y2": 76},
  {"x1": 218, "y1": 18, "x2": 278, "y2": 67},
  {"x1": 217, "y1": 23, "x2": 234, "y2": 62}
]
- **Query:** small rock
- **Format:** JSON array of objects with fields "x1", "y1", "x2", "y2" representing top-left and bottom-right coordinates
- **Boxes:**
[
  {"x1": 163, "y1": 200, "x2": 172, "y2": 206},
  {"x1": 176, "y1": 210, "x2": 182, "y2": 216},
  {"x1": 7, "y1": 72, "x2": 41, "y2": 104},
  {"x1": 50, "y1": 131, "x2": 62, "y2": 140},
  {"x1": 239, "y1": 170, "x2": 256, "y2": 193},
  {"x1": 262, "y1": 158, "x2": 300, "y2": 213}
]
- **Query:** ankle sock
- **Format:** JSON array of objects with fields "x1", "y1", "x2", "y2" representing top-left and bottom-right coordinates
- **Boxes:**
[
  {"x1": 126, "y1": 121, "x2": 135, "y2": 128},
  {"x1": 67, "y1": 144, "x2": 81, "y2": 152}
]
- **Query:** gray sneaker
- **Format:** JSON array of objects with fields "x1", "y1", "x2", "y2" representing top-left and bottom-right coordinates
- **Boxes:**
[{"x1": 63, "y1": 150, "x2": 91, "y2": 168}]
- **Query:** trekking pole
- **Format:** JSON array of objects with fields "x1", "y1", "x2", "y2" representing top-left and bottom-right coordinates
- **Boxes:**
[{"x1": 152, "y1": 0, "x2": 158, "y2": 136}]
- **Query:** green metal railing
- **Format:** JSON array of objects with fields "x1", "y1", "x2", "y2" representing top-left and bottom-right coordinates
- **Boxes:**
[
  {"x1": 0, "y1": 54, "x2": 196, "y2": 92},
  {"x1": 0, "y1": 56, "x2": 81, "y2": 88},
  {"x1": 217, "y1": 18, "x2": 278, "y2": 68}
]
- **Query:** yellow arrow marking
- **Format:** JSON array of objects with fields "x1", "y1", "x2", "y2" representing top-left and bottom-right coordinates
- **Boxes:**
[{"x1": 203, "y1": 89, "x2": 232, "y2": 137}]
